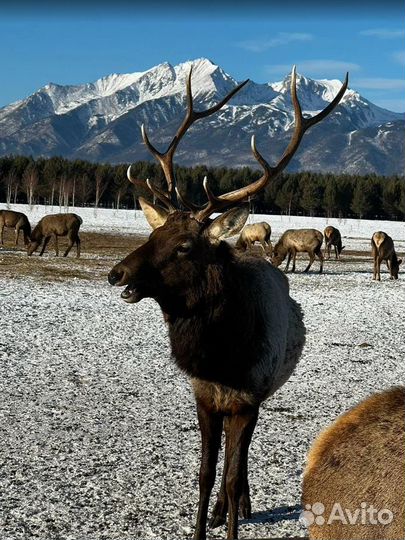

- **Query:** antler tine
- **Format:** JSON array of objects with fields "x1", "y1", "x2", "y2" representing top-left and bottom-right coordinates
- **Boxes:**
[
  {"x1": 146, "y1": 179, "x2": 177, "y2": 212},
  {"x1": 127, "y1": 165, "x2": 176, "y2": 212},
  {"x1": 175, "y1": 186, "x2": 203, "y2": 213},
  {"x1": 194, "y1": 66, "x2": 348, "y2": 221},
  {"x1": 141, "y1": 66, "x2": 249, "y2": 202}
]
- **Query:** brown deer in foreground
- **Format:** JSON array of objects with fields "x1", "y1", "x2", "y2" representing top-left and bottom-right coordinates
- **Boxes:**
[
  {"x1": 272, "y1": 229, "x2": 324, "y2": 273},
  {"x1": 108, "y1": 66, "x2": 347, "y2": 539},
  {"x1": 302, "y1": 386, "x2": 405, "y2": 540},
  {"x1": 324, "y1": 225, "x2": 345, "y2": 260},
  {"x1": 371, "y1": 231, "x2": 402, "y2": 280},
  {"x1": 0, "y1": 209, "x2": 31, "y2": 246},
  {"x1": 235, "y1": 221, "x2": 272, "y2": 256},
  {"x1": 27, "y1": 213, "x2": 82, "y2": 257}
]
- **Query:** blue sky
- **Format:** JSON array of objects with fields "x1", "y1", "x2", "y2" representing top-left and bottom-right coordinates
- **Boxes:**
[{"x1": 1, "y1": 1, "x2": 404, "y2": 111}]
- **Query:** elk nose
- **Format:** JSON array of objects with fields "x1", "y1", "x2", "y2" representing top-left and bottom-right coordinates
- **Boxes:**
[{"x1": 108, "y1": 268, "x2": 126, "y2": 286}]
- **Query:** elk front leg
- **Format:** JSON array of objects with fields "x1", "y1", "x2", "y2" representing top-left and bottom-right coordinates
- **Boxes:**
[
  {"x1": 40, "y1": 236, "x2": 51, "y2": 256},
  {"x1": 54, "y1": 234, "x2": 59, "y2": 256},
  {"x1": 210, "y1": 416, "x2": 230, "y2": 529},
  {"x1": 63, "y1": 233, "x2": 75, "y2": 257},
  {"x1": 194, "y1": 402, "x2": 223, "y2": 540},
  {"x1": 325, "y1": 243, "x2": 331, "y2": 260},
  {"x1": 225, "y1": 408, "x2": 258, "y2": 540},
  {"x1": 15, "y1": 226, "x2": 20, "y2": 246},
  {"x1": 0, "y1": 224, "x2": 4, "y2": 245}
]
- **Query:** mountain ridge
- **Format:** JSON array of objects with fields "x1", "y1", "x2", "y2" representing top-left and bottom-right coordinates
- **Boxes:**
[{"x1": 0, "y1": 58, "x2": 404, "y2": 175}]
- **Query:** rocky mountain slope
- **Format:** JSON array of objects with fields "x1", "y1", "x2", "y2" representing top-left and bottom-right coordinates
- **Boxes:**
[{"x1": 0, "y1": 58, "x2": 403, "y2": 175}]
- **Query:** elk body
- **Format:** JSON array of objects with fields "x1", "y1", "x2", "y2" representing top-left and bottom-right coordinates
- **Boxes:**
[
  {"x1": 324, "y1": 225, "x2": 344, "y2": 260},
  {"x1": 0, "y1": 209, "x2": 31, "y2": 246},
  {"x1": 272, "y1": 229, "x2": 324, "y2": 273},
  {"x1": 235, "y1": 221, "x2": 272, "y2": 256},
  {"x1": 27, "y1": 213, "x2": 82, "y2": 257},
  {"x1": 371, "y1": 231, "x2": 402, "y2": 280},
  {"x1": 108, "y1": 66, "x2": 347, "y2": 539},
  {"x1": 302, "y1": 386, "x2": 405, "y2": 540}
]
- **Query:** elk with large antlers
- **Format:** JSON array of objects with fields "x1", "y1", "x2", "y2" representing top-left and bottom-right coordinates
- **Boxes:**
[{"x1": 108, "y1": 66, "x2": 348, "y2": 539}]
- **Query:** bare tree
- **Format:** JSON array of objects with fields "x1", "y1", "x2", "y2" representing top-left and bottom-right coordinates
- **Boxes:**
[
  {"x1": 23, "y1": 165, "x2": 39, "y2": 208},
  {"x1": 76, "y1": 174, "x2": 92, "y2": 206},
  {"x1": 2, "y1": 170, "x2": 17, "y2": 207},
  {"x1": 94, "y1": 168, "x2": 108, "y2": 208}
]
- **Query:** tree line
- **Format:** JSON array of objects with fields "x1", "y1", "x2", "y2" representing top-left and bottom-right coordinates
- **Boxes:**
[{"x1": 0, "y1": 155, "x2": 404, "y2": 220}]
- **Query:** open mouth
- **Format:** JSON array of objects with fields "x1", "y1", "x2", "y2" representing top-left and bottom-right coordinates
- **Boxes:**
[{"x1": 120, "y1": 285, "x2": 143, "y2": 303}]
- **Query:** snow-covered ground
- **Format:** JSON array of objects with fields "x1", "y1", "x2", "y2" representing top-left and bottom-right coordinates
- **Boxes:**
[
  {"x1": 0, "y1": 204, "x2": 404, "y2": 539},
  {"x1": 3, "y1": 202, "x2": 405, "y2": 252}
]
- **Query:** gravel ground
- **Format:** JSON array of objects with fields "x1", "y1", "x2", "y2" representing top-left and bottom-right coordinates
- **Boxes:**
[{"x1": 0, "y1": 238, "x2": 404, "y2": 539}]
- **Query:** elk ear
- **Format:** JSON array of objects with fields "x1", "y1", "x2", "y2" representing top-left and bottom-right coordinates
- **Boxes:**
[
  {"x1": 139, "y1": 197, "x2": 170, "y2": 230},
  {"x1": 205, "y1": 205, "x2": 250, "y2": 242}
]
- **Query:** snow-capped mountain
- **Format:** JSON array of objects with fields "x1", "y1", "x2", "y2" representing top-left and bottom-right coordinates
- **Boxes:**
[{"x1": 0, "y1": 58, "x2": 403, "y2": 175}]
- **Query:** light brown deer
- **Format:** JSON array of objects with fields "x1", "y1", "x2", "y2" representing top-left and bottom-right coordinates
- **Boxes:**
[
  {"x1": 27, "y1": 213, "x2": 82, "y2": 257},
  {"x1": 324, "y1": 225, "x2": 345, "y2": 260},
  {"x1": 235, "y1": 221, "x2": 272, "y2": 256},
  {"x1": 108, "y1": 66, "x2": 347, "y2": 540},
  {"x1": 302, "y1": 386, "x2": 405, "y2": 540},
  {"x1": 272, "y1": 229, "x2": 324, "y2": 273},
  {"x1": 371, "y1": 231, "x2": 402, "y2": 280},
  {"x1": 0, "y1": 209, "x2": 31, "y2": 246}
]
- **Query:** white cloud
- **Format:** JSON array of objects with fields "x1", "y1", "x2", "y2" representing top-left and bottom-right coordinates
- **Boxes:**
[
  {"x1": 360, "y1": 28, "x2": 405, "y2": 39},
  {"x1": 392, "y1": 50, "x2": 405, "y2": 66},
  {"x1": 265, "y1": 60, "x2": 360, "y2": 75},
  {"x1": 352, "y1": 78, "x2": 405, "y2": 90},
  {"x1": 237, "y1": 32, "x2": 312, "y2": 53}
]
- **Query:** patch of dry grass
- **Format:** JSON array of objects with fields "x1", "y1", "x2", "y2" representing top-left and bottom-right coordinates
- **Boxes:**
[{"x1": 0, "y1": 231, "x2": 147, "y2": 283}]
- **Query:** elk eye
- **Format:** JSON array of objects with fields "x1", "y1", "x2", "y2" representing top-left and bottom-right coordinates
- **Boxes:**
[{"x1": 177, "y1": 241, "x2": 192, "y2": 255}]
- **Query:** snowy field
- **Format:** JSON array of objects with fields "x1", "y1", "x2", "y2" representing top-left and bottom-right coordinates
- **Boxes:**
[{"x1": 0, "y1": 204, "x2": 404, "y2": 539}]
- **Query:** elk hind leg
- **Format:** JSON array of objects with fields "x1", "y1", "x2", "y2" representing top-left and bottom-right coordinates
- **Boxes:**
[
  {"x1": 225, "y1": 409, "x2": 258, "y2": 540},
  {"x1": 284, "y1": 252, "x2": 292, "y2": 272},
  {"x1": 63, "y1": 232, "x2": 76, "y2": 257},
  {"x1": 194, "y1": 402, "x2": 223, "y2": 540},
  {"x1": 304, "y1": 250, "x2": 316, "y2": 273},
  {"x1": 15, "y1": 226, "x2": 20, "y2": 246}
]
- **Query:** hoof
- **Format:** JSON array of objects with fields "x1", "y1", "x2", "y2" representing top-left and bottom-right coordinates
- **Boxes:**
[{"x1": 209, "y1": 514, "x2": 226, "y2": 529}]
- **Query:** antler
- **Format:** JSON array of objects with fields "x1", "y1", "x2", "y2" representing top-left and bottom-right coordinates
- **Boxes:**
[
  {"x1": 141, "y1": 66, "x2": 249, "y2": 205},
  {"x1": 193, "y1": 66, "x2": 349, "y2": 222}
]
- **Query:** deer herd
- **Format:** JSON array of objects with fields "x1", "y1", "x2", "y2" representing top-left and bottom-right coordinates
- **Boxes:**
[{"x1": 1, "y1": 67, "x2": 404, "y2": 539}]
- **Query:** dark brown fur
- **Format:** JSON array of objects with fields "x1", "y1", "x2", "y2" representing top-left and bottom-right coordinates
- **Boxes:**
[
  {"x1": 27, "y1": 213, "x2": 82, "y2": 257},
  {"x1": 302, "y1": 387, "x2": 405, "y2": 540},
  {"x1": 324, "y1": 225, "x2": 345, "y2": 260},
  {"x1": 109, "y1": 208, "x2": 305, "y2": 540},
  {"x1": 0, "y1": 209, "x2": 31, "y2": 246},
  {"x1": 371, "y1": 231, "x2": 402, "y2": 280}
]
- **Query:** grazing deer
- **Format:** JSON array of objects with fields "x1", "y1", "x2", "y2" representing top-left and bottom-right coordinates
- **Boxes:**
[
  {"x1": 108, "y1": 66, "x2": 347, "y2": 540},
  {"x1": 324, "y1": 225, "x2": 345, "y2": 260},
  {"x1": 371, "y1": 231, "x2": 402, "y2": 281},
  {"x1": 0, "y1": 209, "x2": 31, "y2": 246},
  {"x1": 302, "y1": 386, "x2": 405, "y2": 540},
  {"x1": 27, "y1": 213, "x2": 82, "y2": 257},
  {"x1": 272, "y1": 229, "x2": 324, "y2": 273},
  {"x1": 235, "y1": 221, "x2": 272, "y2": 256}
]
